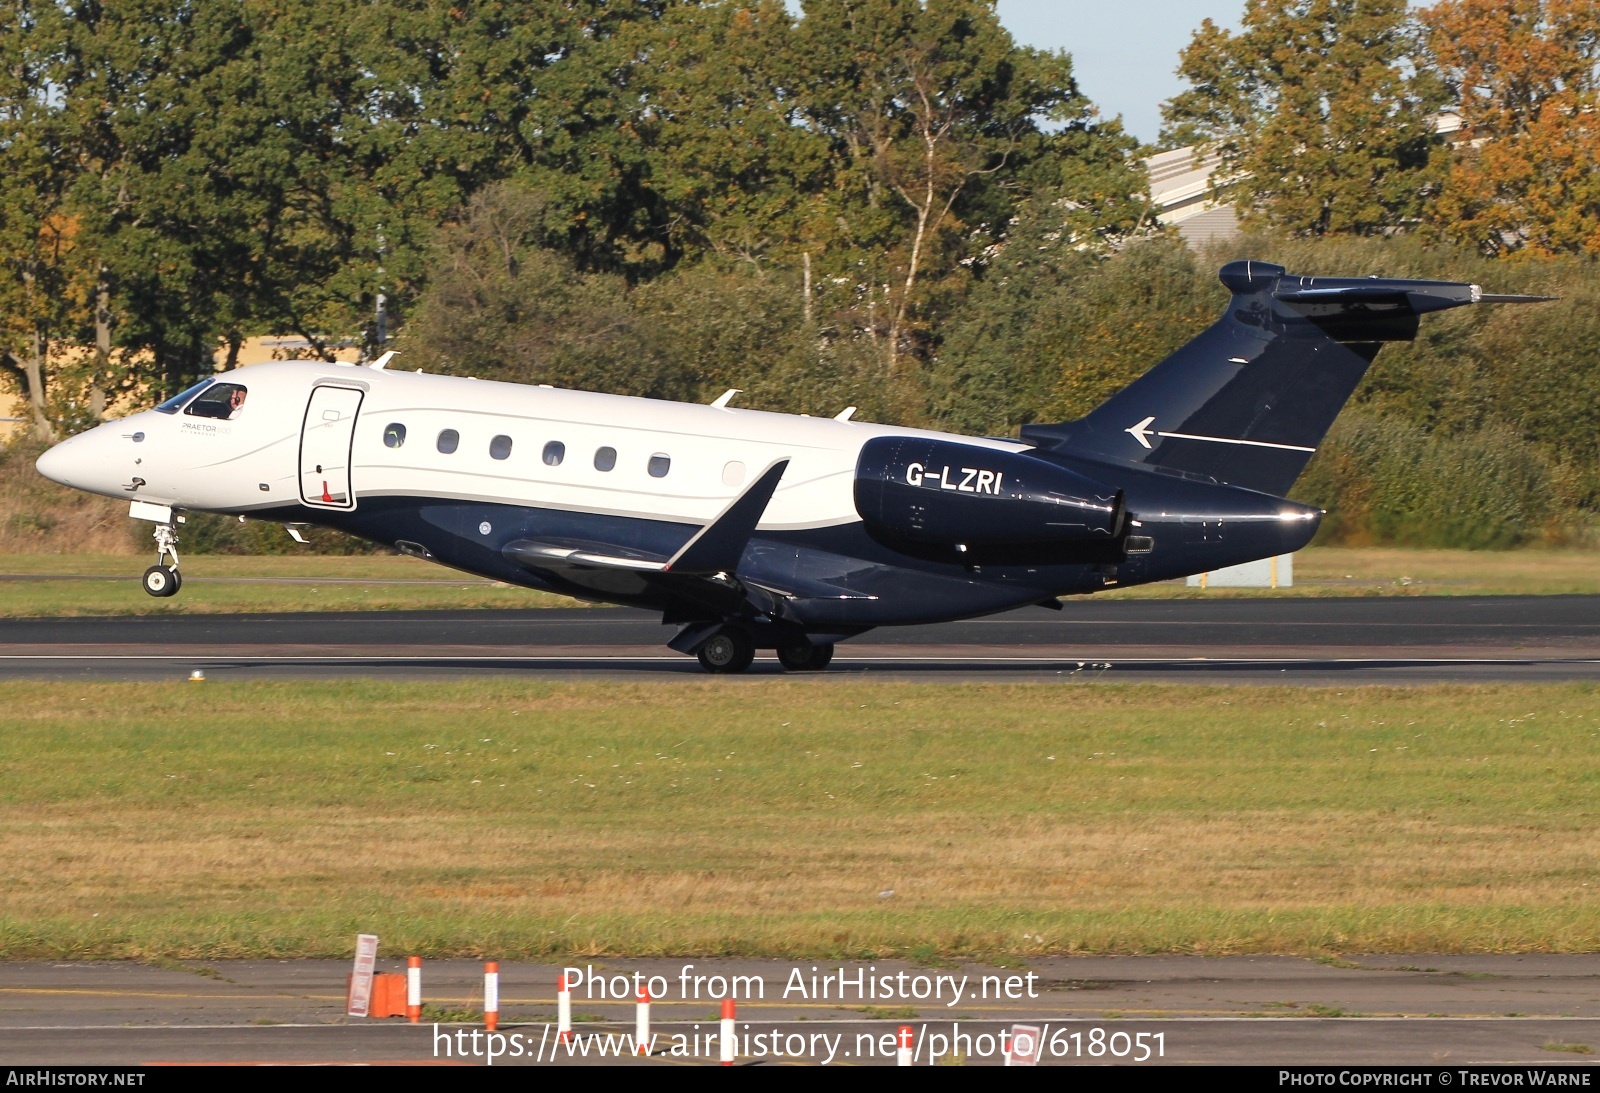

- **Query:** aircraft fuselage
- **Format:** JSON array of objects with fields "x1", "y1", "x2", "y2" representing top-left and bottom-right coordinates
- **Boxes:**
[{"x1": 36, "y1": 359, "x2": 1318, "y2": 634}]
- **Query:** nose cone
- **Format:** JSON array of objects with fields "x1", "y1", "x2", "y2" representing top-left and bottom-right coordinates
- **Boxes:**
[
  {"x1": 36, "y1": 427, "x2": 124, "y2": 496},
  {"x1": 35, "y1": 433, "x2": 89, "y2": 488}
]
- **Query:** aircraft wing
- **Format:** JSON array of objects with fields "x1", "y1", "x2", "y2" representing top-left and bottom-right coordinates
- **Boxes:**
[
  {"x1": 507, "y1": 542, "x2": 669, "y2": 572},
  {"x1": 502, "y1": 460, "x2": 791, "y2": 615}
]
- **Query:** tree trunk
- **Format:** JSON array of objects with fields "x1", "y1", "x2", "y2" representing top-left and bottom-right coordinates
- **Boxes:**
[
  {"x1": 90, "y1": 275, "x2": 112, "y2": 421},
  {"x1": 25, "y1": 325, "x2": 54, "y2": 443},
  {"x1": 801, "y1": 251, "x2": 813, "y2": 327}
]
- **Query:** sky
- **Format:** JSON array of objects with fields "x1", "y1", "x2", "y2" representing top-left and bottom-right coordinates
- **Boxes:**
[{"x1": 993, "y1": 1, "x2": 1244, "y2": 145}]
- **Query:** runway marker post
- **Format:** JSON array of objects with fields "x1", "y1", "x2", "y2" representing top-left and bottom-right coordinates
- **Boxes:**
[
  {"x1": 557, "y1": 972, "x2": 572, "y2": 1043},
  {"x1": 897, "y1": 1025, "x2": 913, "y2": 1066},
  {"x1": 484, "y1": 961, "x2": 499, "y2": 1032},
  {"x1": 406, "y1": 956, "x2": 421, "y2": 1023},
  {"x1": 635, "y1": 984, "x2": 651, "y2": 1055},
  {"x1": 720, "y1": 997, "x2": 736, "y2": 1065}
]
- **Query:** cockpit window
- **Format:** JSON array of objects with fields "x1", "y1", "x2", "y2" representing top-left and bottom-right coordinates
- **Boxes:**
[
  {"x1": 183, "y1": 382, "x2": 248, "y2": 420},
  {"x1": 154, "y1": 379, "x2": 216, "y2": 415}
]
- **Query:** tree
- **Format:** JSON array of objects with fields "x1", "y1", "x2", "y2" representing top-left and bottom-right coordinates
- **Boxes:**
[
  {"x1": 1421, "y1": 0, "x2": 1600, "y2": 257},
  {"x1": 793, "y1": 0, "x2": 1120, "y2": 376},
  {"x1": 403, "y1": 183, "x2": 690, "y2": 401},
  {"x1": 1163, "y1": 0, "x2": 1445, "y2": 237},
  {"x1": 0, "y1": 0, "x2": 92, "y2": 439}
]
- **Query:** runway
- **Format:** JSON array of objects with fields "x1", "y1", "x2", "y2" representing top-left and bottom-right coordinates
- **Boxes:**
[
  {"x1": 1, "y1": 595, "x2": 1598, "y2": 682},
  {"x1": 4, "y1": 956, "x2": 1600, "y2": 1066}
]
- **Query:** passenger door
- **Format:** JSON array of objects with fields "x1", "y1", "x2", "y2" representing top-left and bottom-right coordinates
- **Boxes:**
[{"x1": 299, "y1": 386, "x2": 364, "y2": 509}]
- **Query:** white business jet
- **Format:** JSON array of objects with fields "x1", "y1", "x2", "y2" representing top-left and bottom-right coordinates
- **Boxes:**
[{"x1": 35, "y1": 261, "x2": 1542, "y2": 671}]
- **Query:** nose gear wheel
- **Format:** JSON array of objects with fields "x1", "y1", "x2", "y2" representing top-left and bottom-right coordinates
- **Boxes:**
[
  {"x1": 143, "y1": 521, "x2": 184, "y2": 598},
  {"x1": 142, "y1": 565, "x2": 180, "y2": 597}
]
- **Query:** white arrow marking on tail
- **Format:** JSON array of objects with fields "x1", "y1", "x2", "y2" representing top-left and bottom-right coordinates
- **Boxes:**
[
  {"x1": 1126, "y1": 416, "x2": 1157, "y2": 448},
  {"x1": 1126, "y1": 417, "x2": 1316, "y2": 453}
]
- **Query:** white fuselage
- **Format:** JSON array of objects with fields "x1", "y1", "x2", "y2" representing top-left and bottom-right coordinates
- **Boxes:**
[{"x1": 39, "y1": 360, "x2": 1031, "y2": 530}]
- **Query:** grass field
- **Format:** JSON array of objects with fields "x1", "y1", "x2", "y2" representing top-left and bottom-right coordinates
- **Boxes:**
[
  {"x1": 2, "y1": 679, "x2": 1596, "y2": 959},
  {"x1": 0, "y1": 547, "x2": 1597, "y2": 616}
]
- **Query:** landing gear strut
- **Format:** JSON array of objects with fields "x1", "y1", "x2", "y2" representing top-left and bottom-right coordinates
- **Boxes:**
[
  {"x1": 142, "y1": 522, "x2": 182, "y2": 598},
  {"x1": 696, "y1": 627, "x2": 756, "y2": 674}
]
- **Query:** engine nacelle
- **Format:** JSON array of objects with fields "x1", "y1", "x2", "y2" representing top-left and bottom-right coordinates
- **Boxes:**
[{"x1": 854, "y1": 436, "x2": 1124, "y2": 560}]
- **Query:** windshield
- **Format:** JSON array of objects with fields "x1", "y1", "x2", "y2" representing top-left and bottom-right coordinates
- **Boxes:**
[
  {"x1": 183, "y1": 382, "x2": 248, "y2": 420},
  {"x1": 154, "y1": 379, "x2": 216, "y2": 415}
]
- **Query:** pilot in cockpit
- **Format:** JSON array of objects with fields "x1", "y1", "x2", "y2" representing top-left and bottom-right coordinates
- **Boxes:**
[{"x1": 182, "y1": 382, "x2": 248, "y2": 421}]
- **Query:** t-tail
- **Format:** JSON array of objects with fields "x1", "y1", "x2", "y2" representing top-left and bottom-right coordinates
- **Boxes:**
[{"x1": 1020, "y1": 259, "x2": 1551, "y2": 498}]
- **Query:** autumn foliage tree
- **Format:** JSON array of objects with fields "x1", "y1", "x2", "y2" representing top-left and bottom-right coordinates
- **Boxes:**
[
  {"x1": 1421, "y1": 0, "x2": 1600, "y2": 257},
  {"x1": 1162, "y1": 0, "x2": 1445, "y2": 236}
]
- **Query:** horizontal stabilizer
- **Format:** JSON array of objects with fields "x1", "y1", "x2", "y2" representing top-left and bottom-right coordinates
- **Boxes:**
[{"x1": 1476, "y1": 293, "x2": 1558, "y2": 304}]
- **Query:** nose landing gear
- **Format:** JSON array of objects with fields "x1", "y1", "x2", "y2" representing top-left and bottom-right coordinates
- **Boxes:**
[{"x1": 142, "y1": 521, "x2": 183, "y2": 598}]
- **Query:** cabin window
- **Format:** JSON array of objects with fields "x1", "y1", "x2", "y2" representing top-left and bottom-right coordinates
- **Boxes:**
[
  {"x1": 490, "y1": 435, "x2": 512, "y2": 460},
  {"x1": 594, "y1": 446, "x2": 617, "y2": 472},
  {"x1": 383, "y1": 423, "x2": 406, "y2": 448},
  {"x1": 722, "y1": 461, "x2": 745, "y2": 487},
  {"x1": 183, "y1": 382, "x2": 248, "y2": 420},
  {"x1": 155, "y1": 379, "x2": 215, "y2": 415},
  {"x1": 648, "y1": 454, "x2": 670, "y2": 478},
  {"x1": 437, "y1": 428, "x2": 459, "y2": 454},
  {"x1": 543, "y1": 441, "x2": 565, "y2": 467}
]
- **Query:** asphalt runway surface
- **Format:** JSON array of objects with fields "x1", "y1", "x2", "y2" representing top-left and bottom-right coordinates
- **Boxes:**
[
  {"x1": 4, "y1": 956, "x2": 1599, "y2": 1066},
  {"x1": 1, "y1": 595, "x2": 1599, "y2": 682}
]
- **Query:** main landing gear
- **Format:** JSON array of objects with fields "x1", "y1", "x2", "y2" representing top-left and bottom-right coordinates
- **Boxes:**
[
  {"x1": 691, "y1": 625, "x2": 836, "y2": 674},
  {"x1": 142, "y1": 522, "x2": 182, "y2": 598},
  {"x1": 776, "y1": 637, "x2": 834, "y2": 672},
  {"x1": 696, "y1": 628, "x2": 756, "y2": 674}
]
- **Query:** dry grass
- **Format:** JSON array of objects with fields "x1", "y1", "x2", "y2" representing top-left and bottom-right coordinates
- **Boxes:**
[
  {"x1": 1102, "y1": 546, "x2": 1600, "y2": 598},
  {"x1": 1, "y1": 680, "x2": 1597, "y2": 958},
  {"x1": 0, "y1": 442, "x2": 135, "y2": 555},
  {"x1": 0, "y1": 553, "x2": 581, "y2": 614}
]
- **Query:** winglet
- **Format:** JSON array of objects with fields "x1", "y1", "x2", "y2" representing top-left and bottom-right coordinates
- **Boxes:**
[{"x1": 667, "y1": 459, "x2": 788, "y2": 575}]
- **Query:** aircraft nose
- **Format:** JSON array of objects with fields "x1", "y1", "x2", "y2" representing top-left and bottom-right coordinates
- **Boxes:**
[
  {"x1": 36, "y1": 427, "x2": 123, "y2": 494},
  {"x1": 35, "y1": 433, "x2": 89, "y2": 488}
]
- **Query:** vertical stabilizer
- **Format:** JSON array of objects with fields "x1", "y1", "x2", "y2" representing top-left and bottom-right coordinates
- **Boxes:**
[{"x1": 1020, "y1": 260, "x2": 1547, "y2": 497}]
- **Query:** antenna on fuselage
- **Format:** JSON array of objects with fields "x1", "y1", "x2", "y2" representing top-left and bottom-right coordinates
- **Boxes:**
[
  {"x1": 710, "y1": 389, "x2": 741, "y2": 409},
  {"x1": 370, "y1": 350, "x2": 396, "y2": 370}
]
